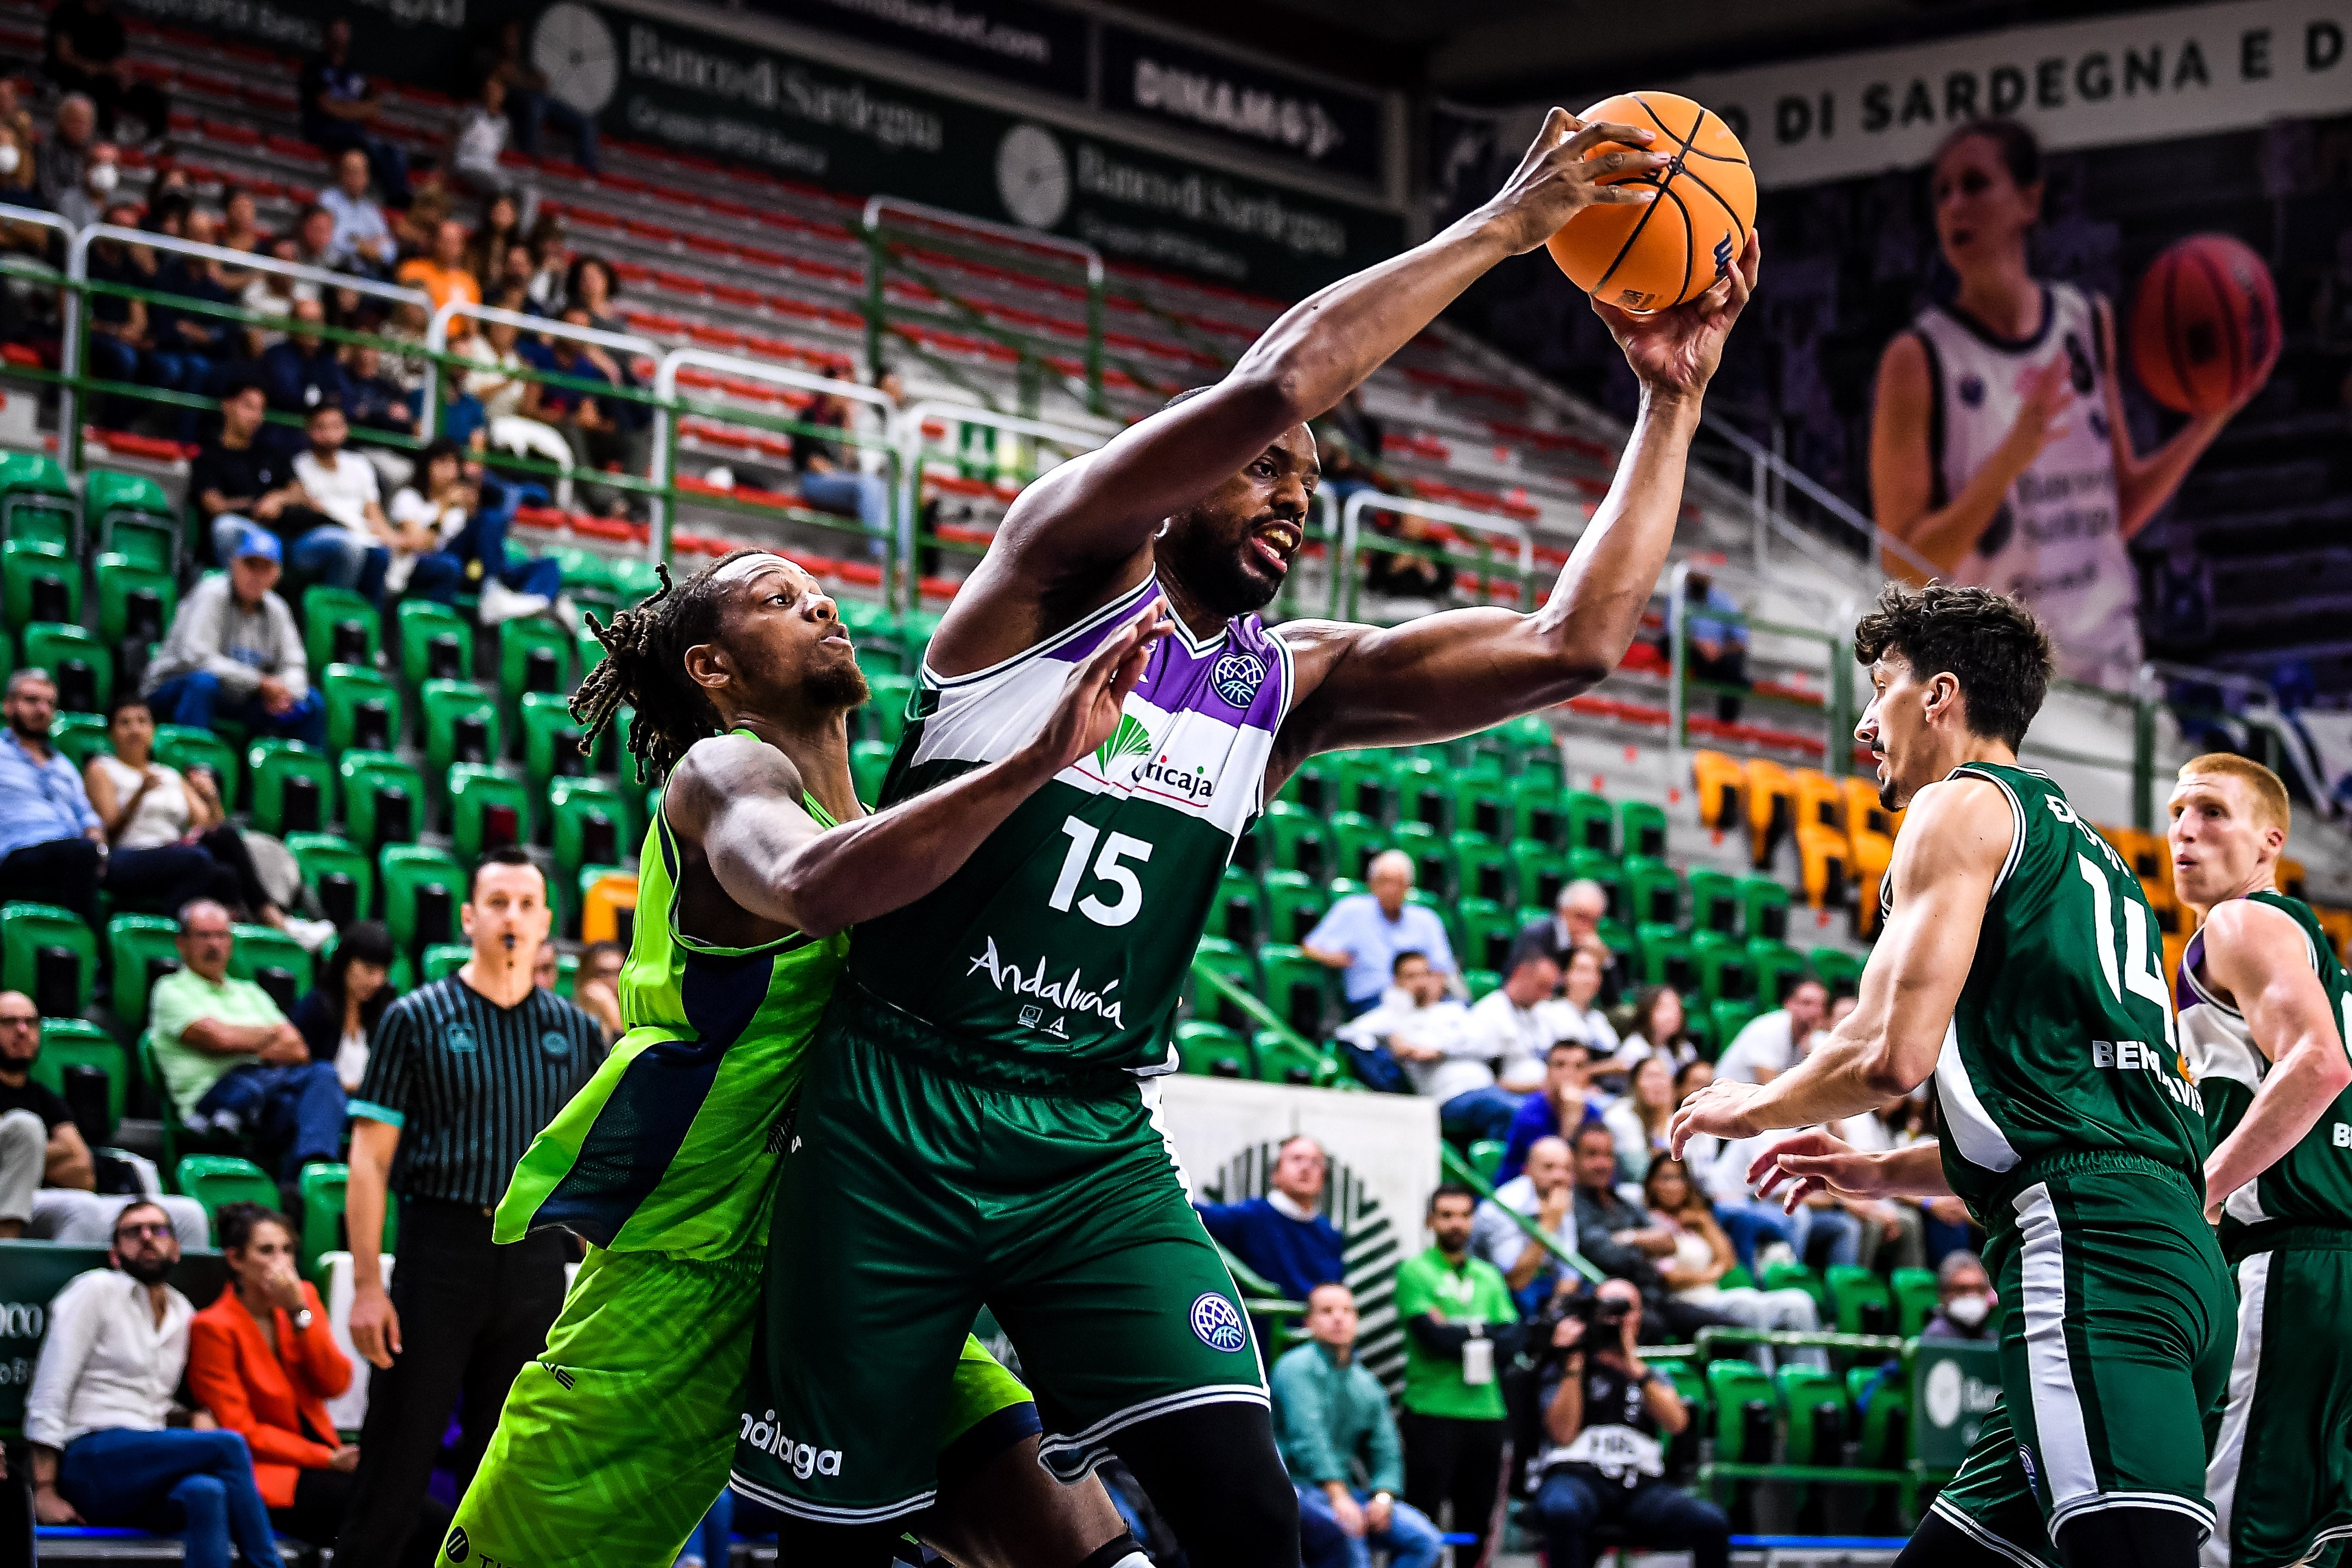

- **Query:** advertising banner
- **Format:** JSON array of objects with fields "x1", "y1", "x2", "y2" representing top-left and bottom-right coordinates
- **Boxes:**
[
  {"x1": 739, "y1": 0, "x2": 1089, "y2": 101},
  {"x1": 1098, "y1": 23, "x2": 1387, "y2": 186}
]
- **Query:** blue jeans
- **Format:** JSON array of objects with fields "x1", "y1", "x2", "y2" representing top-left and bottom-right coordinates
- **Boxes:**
[
  {"x1": 1534, "y1": 1469, "x2": 1729, "y2": 1568},
  {"x1": 675, "y1": 1486, "x2": 730, "y2": 1566},
  {"x1": 1293, "y1": 1482, "x2": 1445, "y2": 1568},
  {"x1": 1716, "y1": 1201, "x2": 1793, "y2": 1274},
  {"x1": 799, "y1": 469, "x2": 889, "y2": 555},
  {"x1": 59, "y1": 1427, "x2": 283, "y2": 1568},
  {"x1": 211, "y1": 515, "x2": 389, "y2": 603},
  {"x1": 1440, "y1": 1085, "x2": 1527, "y2": 1145},
  {"x1": 514, "y1": 88, "x2": 599, "y2": 170},
  {"x1": 146, "y1": 670, "x2": 328, "y2": 749},
  {"x1": 405, "y1": 501, "x2": 563, "y2": 604},
  {"x1": 189, "y1": 1060, "x2": 346, "y2": 1182}
]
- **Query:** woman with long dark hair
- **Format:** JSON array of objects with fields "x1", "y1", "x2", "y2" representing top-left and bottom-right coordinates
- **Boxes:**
[{"x1": 290, "y1": 922, "x2": 396, "y2": 1092}]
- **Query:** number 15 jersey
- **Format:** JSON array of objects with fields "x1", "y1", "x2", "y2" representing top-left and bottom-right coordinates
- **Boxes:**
[
  {"x1": 854, "y1": 576, "x2": 1296, "y2": 1072},
  {"x1": 1925, "y1": 762, "x2": 2209, "y2": 1225}
]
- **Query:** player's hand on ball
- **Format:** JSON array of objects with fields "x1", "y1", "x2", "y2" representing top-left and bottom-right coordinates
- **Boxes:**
[
  {"x1": 1030, "y1": 598, "x2": 1170, "y2": 776},
  {"x1": 1667, "y1": 1076, "x2": 1770, "y2": 1153},
  {"x1": 1478, "y1": 107, "x2": 1669, "y2": 255},
  {"x1": 1746, "y1": 1130, "x2": 1883, "y2": 1213},
  {"x1": 1599, "y1": 231, "x2": 1760, "y2": 400}
]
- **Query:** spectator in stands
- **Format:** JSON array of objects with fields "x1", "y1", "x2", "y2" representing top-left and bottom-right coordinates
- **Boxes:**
[
  {"x1": 1454, "y1": 947, "x2": 1572, "y2": 1128},
  {"x1": 185, "y1": 1202, "x2": 396, "y2": 1558},
  {"x1": 148, "y1": 899, "x2": 345, "y2": 1186},
  {"x1": 43, "y1": 0, "x2": 166, "y2": 144},
  {"x1": 792, "y1": 386, "x2": 892, "y2": 551},
  {"x1": 0, "y1": 100, "x2": 45, "y2": 248},
  {"x1": 342, "y1": 344, "x2": 415, "y2": 441},
  {"x1": 1612, "y1": 984, "x2": 1697, "y2": 1073},
  {"x1": 1194, "y1": 1134, "x2": 1346, "y2": 1304},
  {"x1": 1302, "y1": 850, "x2": 1457, "y2": 1016},
  {"x1": 401, "y1": 450, "x2": 566, "y2": 625},
  {"x1": 1394, "y1": 1184, "x2": 1517, "y2": 1567},
  {"x1": 1497, "y1": 1039, "x2": 1604, "y2": 1182},
  {"x1": 1552, "y1": 946, "x2": 1618, "y2": 1058},
  {"x1": 571, "y1": 939, "x2": 624, "y2": 1043},
  {"x1": 448, "y1": 76, "x2": 520, "y2": 201},
  {"x1": 1569, "y1": 1124, "x2": 1742, "y2": 1343},
  {"x1": 465, "y1": 299, "x2": 571, "y2": 484},
  {"x1": 1603, "y1": 1055, "x2": 1677, "y2": 1183},
  {"x1": 0, "y1": 991, "x2": 207, "y2": 1245},
  {"x1": 34, "y1": 92, "x2": 99, "y2": 212},
  {"x1": 463, "y1": 194, "x2": 525, "y2": 287},
  {"x1": 1700, "y1": 1125, "x2": 1864, "y2": 1274},
  {"x1": 143, "y1": 526, "x2": 328, "y2": 750},
  {"x1": 319, "y1": 149, "x2": 396, "y2": 276},
  {"x1": 381, "y1": 435, "x2": 473, "y2": 595},
  {"x1": 537, "y1": 305, "x2": 647, "y2": 519},
  {"x1": 1638, "y1": 1157, "x2": 1821, "y2": 1368},
  {"x1": 300, "y1": 18, "x2": 409, "y2": 209},
  {"x1": 88, "y1": 693, "x2": 289, "y2": 924},
  {"x1": 1677, "y1": 570, "x2": 1750, "y2": 722},
  {"x1": 395, "y1": 218, "x2": 480, "y2": 342},
  {"x1": 1530, "y1": 1278, "x2": 1730, "y2": 1568},
  {"x1": 474, "y1": 16, "x2": 598, "y2": 171},
  {"x1": 522, "y1": 213, "x2": 567, "y2": 316},
  {"x1": 0, "y1": 669, "x2": 106, "y2": 939},
  {"x1": 285, "y1": 404, "x2": 393, "y2": 601},
  {"x1": 1271, "y1": 1282, "x2": 1444, "y2": 1568},
  {"x1": 1334, "y1": 949, "x2": 1469, "y2": 1097},
  {"x1": 1470, "y1": 1133, "x2": 1579, "y2": 1314},
  {"x1": 26, "y1": 1200, "x2": 286, "y2": 1563},
  {"x1": 190, "y1": 380, "x2": 298, "y2": 560},
  {"x1": 77, "y1": 196, "x2": 153, "y2": 418},
  {"x1": 260, "y1": 297, "x2": 350, "y2": 417},
  {"x1": 1713, "y1": 977, "x2": 1829, "y2": 1085},
  {"x1": 1833, "y1": 1092, "x2": 1931, "y2": 1273},
  {"x1": 1921, "y1": 1252, "x2": 1997, "y2": 1342},
  {"x1": 291, "y1": 921, "x2": 396, "y2": 1094},
  {"x1": 1515, "y1": 878, "x2": 1623, "y2": 1006},
  {"x1": 565, "y1": 254, "x2": 623, "y2": 336},
  {"x1": 1362, "y1": 509, "x2": 1452, "y2": 603}
]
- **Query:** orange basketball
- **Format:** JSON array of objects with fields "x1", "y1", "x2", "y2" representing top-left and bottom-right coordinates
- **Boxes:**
[
  {"x1": 1546, "y1": 91, "x2": 1755, "y2": 314},
  {"x1": 2130, "y1": 234, "x2": 2280, "y2": 414}
]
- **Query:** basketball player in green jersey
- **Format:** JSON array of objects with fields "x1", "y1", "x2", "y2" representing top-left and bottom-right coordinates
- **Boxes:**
[
  {"x1": 435, "y1": 550, "x2": 1161, "y2": 1568},
  {"x1": 745, "y1": 107, "x2": 1760, "y2": 1566},
  {"x1": 1672, "y1": 580, "x2": 2231, "y2": 1568},
  {"x1": 2168, "y1": 754, "x2": 2352, "y2": 1568}
]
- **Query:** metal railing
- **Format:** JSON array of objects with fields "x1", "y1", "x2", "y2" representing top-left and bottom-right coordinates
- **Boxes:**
[{"x1": 1335, "y1": 490, "x2": 1537, "y2": 622}]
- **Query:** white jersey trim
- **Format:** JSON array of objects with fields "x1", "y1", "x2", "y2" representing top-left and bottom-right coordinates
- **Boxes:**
[
  {"x1": 1949, "y1": 764, "x2": 2026, "y2": 896},
  {"x1": 2201, "y1": 1251, "x2": 2272, "y2": 1568},
  {"x1": 1930, "y1": 1495, "x2": 2049, "y2": 1568},
  {"x1": 2012, "y1": 1182, "x2": 2099, "y2": 1521},
  {"x1": 1938, "y1": 1018, "x2": 2021, "y2": 1174},
  {"x1": 920, "y1": 572, "x2": 1161, "y2": 690}
]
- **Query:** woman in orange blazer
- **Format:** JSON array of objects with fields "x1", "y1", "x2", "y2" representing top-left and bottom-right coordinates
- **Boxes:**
[{"x1": 188, "y1": 1201, "x2": 359, "y2": 1553}]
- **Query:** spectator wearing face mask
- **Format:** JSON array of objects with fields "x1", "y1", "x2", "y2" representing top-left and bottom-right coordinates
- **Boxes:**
[{"x1": 1921, "y1": 1251, "x2": 1997, "y2": 1341}]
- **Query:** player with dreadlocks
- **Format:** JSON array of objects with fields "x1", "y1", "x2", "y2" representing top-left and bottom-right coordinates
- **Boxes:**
[{"x1": 435, "y1": 547, "x2": 1163, "y2": 1568}]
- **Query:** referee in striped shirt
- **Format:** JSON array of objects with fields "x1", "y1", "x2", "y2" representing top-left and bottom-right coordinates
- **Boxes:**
[{"x1": 334, "y1": 848, "x2": 605, "y2": 1568}]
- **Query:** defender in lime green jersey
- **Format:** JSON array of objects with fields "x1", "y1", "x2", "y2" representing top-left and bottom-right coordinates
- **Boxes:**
[
  {"x1": 2170, "y1": 754, "x2": 2352, "y2": 1568},
  {"x1": 438, "y1": 550, "x2": 1160, "y2": 1568},
  {"x1": 1675, "y1": 582, "x2": 2232, "y2": 1568}
]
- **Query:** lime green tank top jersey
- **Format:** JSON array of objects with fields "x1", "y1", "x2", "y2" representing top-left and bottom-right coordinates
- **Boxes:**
[
  {"x1": 1920, "y1": 762, "x2": 2210, "y2": 1227},
  {"x1": 497, "y1": 766, "x2": 849, "y2": 1260}
]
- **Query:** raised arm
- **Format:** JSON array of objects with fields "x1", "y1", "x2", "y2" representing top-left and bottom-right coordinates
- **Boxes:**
[
  {"x1": 673, "y1": 606, "x2": 1163, "y2": 939},
  {"x1": 1671, "y1": 777, "x2": 2009, "y2": 1151},
  {"x1": 1873, "y1": 334, "x2": 2073, "y2": 582},
  {"x1": 2094, "y1": 297, "x2": 2252, "y2": 539},
  {"x1": 932, "y1": 109, "x2": 1669, "y2": 673},
  {"x1": 1269, "y1": 235, "x2": 1758, "y2": 765},
  {"x1": 2199, "y1": 897, "x2": 2352, "y2": 1216}
]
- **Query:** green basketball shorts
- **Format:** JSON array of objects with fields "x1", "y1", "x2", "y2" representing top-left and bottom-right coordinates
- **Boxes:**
[
  {"x1": 438, "y1": 1243, "x2": 1035, "y2": 1568},
  {"x1": 1929, "y1": 1154, "x2": 2235, "y2": 1567},
  {"x1": 2204, "y1": 1234, "x2": 2352, "y2": 1568},
  {"x1": 733, "y1": 986, "x2": 1267, "y2": 1525}
]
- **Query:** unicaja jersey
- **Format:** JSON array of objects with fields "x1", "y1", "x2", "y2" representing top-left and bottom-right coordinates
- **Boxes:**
[
  {"x1": 854, "y1": 575, "x2": 1294, "y2": 1071},
  {"x1": 1911, "y1": 284, "x2": 2136, "y2": 684},
  {"x1": 496, "y1": 775, "x2": 849, "y2": 1259},
  {"x1": 2180, "y1": 890, "x2": 2352, "y2": 1249},
  {"x1": 1924, "y1": 762, "x2": 2208, "y2": 1226}
]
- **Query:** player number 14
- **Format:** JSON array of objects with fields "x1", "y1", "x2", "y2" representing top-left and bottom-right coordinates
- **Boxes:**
[
  {"x1": 1050, "y1": 816, "x2": 1152, "y2": 927},
  {"x1": 2076, "y1": 854, "x2": 2177, "y2": 1050}
]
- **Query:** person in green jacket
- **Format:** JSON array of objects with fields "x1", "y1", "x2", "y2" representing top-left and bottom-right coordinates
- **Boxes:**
[
  {"x1": 1271, "y1": 1282, "x2": 1445, "y2": 1568},
  {"x1": 1393, "y1": 1183, "x2": 1521, "y2": 1564}
]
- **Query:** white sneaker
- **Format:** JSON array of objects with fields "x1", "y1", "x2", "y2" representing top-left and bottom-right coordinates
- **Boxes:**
[
  {"x1": 551, "y1": 594, "x2": 582, "y2": 628},
  {"x1": 282, "y1": 916, "x2": 339, "y2": 953},
  {"x1": 479, "y1": 580, "x2": 551, "y2": 626}
]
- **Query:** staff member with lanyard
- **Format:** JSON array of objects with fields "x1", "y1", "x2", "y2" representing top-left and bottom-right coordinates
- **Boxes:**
[{"x1": 334, "y1": 849, "x2": 604, "y2": 1568}]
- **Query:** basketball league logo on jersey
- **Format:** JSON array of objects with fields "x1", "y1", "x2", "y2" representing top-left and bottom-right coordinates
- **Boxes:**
[{"x1": 1212, "y1": 651, "x2": 1267, "y2": 708}]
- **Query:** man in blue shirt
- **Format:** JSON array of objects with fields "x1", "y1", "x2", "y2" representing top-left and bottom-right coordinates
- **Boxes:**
[
  {"x1": 1302, "y1": 850, "x2": 1457, "y2": 1016},
  {"x1": 1195, "y1": 1135, "x2": 1346, "y2": 1307},
  {"x1": 0, "y1": 669, "x2": 105, "y2": 942},
  {"x1": 1679, "y1": 571, "x2": 1749, "y2": 723},
  {"x1": 1497, "y1": 1040, "x2": 1607, "y2": 1182}
]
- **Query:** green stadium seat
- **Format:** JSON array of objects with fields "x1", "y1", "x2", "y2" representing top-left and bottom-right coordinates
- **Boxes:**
[
  {"x1": 1748, "y1": 939, "x2": 1809, "y2": 1006},
  {"x1": 1251, "y1": 1029, "x2": 1344, "y2": 1088},
  {"x1": 849, "y1": 739, "x2": 892, "y2": 808},
  {"x1": 1632, "y1": 923, "x2": 1692, "y2": 992},
  {"x1": 1256, "y1": 944, "x2": 1332, "y2": 1038},
  {"x1": 1741, "y1": 877, "x2": 1794, "y2": 944},
  {"x1": 611, "y1": 556, "x2": 664, "y2": 611},
  {"x1": 397, "y1": 598, "x2": 474, "y2": 691},
  {"x1": 518, "y1": 690, "x2": 589, "y2": 790},
  {"x1": 1619, "y1": 799, "x2": 1669, "y2": 859},
  {"x1": 1853, "y1": 1366, "x2": 1909, "y2": 1469},
  {"x1": 107, "y1": 913, "x2": 181, "y2": 1030},
  {"x1": 541, "y1": 545, "x2": 619, "y2": 619},
  {"x1": 1255, "y1": 802, "x2": 1330, "y2": 881},
  {"x1": 1324, "y1": 812, "x2": 1386, "y2": 885},
  {"x1": 1890, "y1": 1267, "x2": 1940, "y2": 1338},
  {"x1": 548, "y1": 777, "x2": 634, "y2": 881},
  {"x1": 422, "y1": 942, "x2": 471, "y2": 982},
  {"x1": 1462, "y1": 966, "x2": 1503, "y2": 1001},
  {"x1": 174, "y1": 1155, "x2": 278, "y2": 1242},
  {"x1": 1762, "y1": 1259, "x2": 1830, "y2": 1315},
  {"x1": 1562, "y1": 848, "x2": 1623, "y2": 920},
  {"x1": 85, "y1": 468, "x2": 177, "y2": 571},
  {"x1": 1826, "y1": 1263, "x2": 1896, "y2": 1337},
  {"x1": 50, "y1": 711, "x2": 111, "y2": 771},
  {"x1": 1261, "y1": 870, "x2": 1323, "y2": 945},
  {"x1": 2, "y1": 902, "x2": 96, "y2": 1014},
  {"x1": 862, "y1": 673, "x2": 916, "y2": 747},
  {"x1": 245, "y1": 739, "x2": 333, "y2": 837},
  {"x1": 1458, "y1": 898, "x2": 1520, "y2": 975},
  {"x1": 1450, "y1": 834, "x2": 1511, "y2": 907},
  {"x1": 1467, "y1": 1139, "x2": 1505, "y2": 1180},
  {"x1": 2, "y1": 539, "x2": 77, "y2": 629},
  {"x1": 1190, "y1": 937, "x2": 1259, "y2": 1032},
  {"x1": 1206, "y1": 867, "x2": 1268, "y2": 947},
  {"x1": 498, "y1": 615, "x2": 575, "y2": 725},
  {"x1": 1560, "y1": 789, "x2": 1614, "y2": 855},
  {"x1": 447, "y1": 763, "x2": 535, "y2": 860},
  {"x1": 153, "y1": 724, "x2": 239, "y2": 804},
  {"x1": 31, "y1": 1018, "x2": 125, "y2": 1140},
  {"x1": 338, "y1": 750, "x2": 426, "y2": 851},
  {"x1": 1464, "y1": 728, "x2": 1510, "y2": 776},
  {"x1": 1393, "y1": 756, "x2": 1447, "y2": 830},
  {"x1": 320, "y1": 663, "x2": 403, "y2": 755},
  {"x1": 1706, "y1": 1359, "x2": 1779, "y2": 1462},
  {"x1": 1279, "y1": 755, "x2": 1336, "y2": 815},
  {"x1": 1775, "y1": 1364, "x2": 1851, "y2": 1467},
  {"x1": 92, "y1": 553, "x2": 177, "y2": 647},
  {"x1": 895, "y1": 609, "x2": 942, "y2": 670},
  {"x1": 594, "y1": 701, "x2": 637, "y2": 780},
  {"x1": 1690, "y1": 929, "x2": 1751, "y2": 1003},
  {"x1": 836, "y1": 599, "x2": 894, "y2": 640},
  {"x1": 1810, "y1": 947, "x2": 1865, "y2": 998},
  {"x1": 1451, "y1": 775, "x2": 1511, "y2": 842},
  {"x1": 1710, "y1": 997, "x2": 1760, "y2": 1049},
  {"x1": 1332, "y1": 752, "x2": 1397, "y2": 824},
  {"x1": 1502, "y1": 777, "x2": 1561, "y2": 853},
  {"x1": 1511, "y1": 841, "x2": 1570, "y2": 911},
  {"x1": 297, "y1": 1163, "x2": 398, "y2": 1285},
  {"x1": 228, "y1": 924, "x2": 314, "y2": 1008},
  {"x1": 0, "y1": 451, "x2": 78, "y2": 553},
  {"x1": 1501, "y1": 715, "x2": 1557, "y2": 777},
  {"x1": 420, "y1": 679, "x2": 501, "y2": 781},
  {"x1": 1409, "y1": 886, "x2": 1464, "y2": 959},
  {"x1": 20, "y1": 622, "x2": 109, "y2": 713},
  {"x1": 380, "y1": 845, "x2": 466, "y2": 953},
  {"x1": 1621, "y1": 855, "x2": 1682, "y2": 927},
  {"x1": 1392, "y1": 820, "x2": 1451, "y2": 899},
  {"x1": 1173, "y1": 1020, "x2": 1249, "y2": 1077},
  {"x1": 301, "y1": 585, "x2": 381, "y2": 675},
  {"x1": 1688, "y1": 869, "x2": 1741, "y2": 934},
  {"x1": 286, "y1": 833, "x2": 375, "y2": 930}
]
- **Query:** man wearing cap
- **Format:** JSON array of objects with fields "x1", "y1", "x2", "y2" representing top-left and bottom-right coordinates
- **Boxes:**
[{"x1": 142, "y1": 527, "x2": 325, "y2": 748}]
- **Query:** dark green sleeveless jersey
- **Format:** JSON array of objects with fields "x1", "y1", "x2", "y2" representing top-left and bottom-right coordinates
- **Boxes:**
[
  {"x1": 1925, "y1": 762, "x2": 2209, "y2": 1226},
  {"x1": 497, "y1": 777, "x2": 849, "y2": 1260},
  {"x1": 2180, "y1": 890, "x2": 2352, "y2": 1249}
]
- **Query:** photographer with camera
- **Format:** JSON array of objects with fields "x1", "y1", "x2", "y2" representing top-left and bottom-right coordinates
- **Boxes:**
[{"x1": 1530, "y1": 1278, "x2": 1730, "y2": 1568}]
